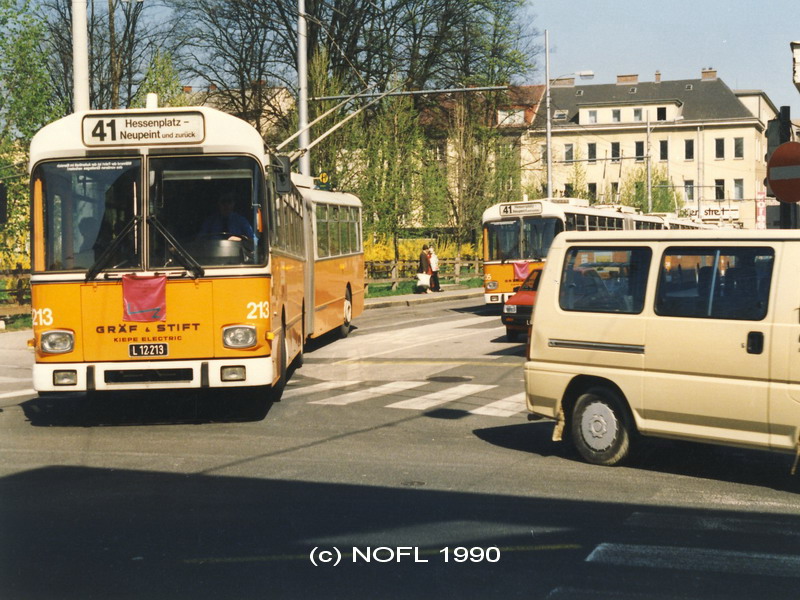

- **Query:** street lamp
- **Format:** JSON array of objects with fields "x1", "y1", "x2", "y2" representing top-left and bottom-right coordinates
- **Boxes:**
[{"x1": 544, "y1": 30, "x2": 594, "y2": 198}]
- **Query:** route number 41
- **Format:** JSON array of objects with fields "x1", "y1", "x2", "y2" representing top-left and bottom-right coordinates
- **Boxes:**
[{"x1": 91, "y1": 119, "x2": 118, "y2": 142}]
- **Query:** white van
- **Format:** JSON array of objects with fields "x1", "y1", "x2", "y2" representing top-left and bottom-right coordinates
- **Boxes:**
[{"x1": 524, "y1": 229, "x2": 800, "y2": 467}]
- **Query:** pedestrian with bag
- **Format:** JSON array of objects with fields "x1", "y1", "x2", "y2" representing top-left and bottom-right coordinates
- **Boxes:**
[{"x1": 416, "y1": 244, "x2": 432, "y2": 293}]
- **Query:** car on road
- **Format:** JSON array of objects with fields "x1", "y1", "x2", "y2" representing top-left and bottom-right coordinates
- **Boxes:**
[{"x1": 501, "y1": 267, "x2": 541, "y2": 341}]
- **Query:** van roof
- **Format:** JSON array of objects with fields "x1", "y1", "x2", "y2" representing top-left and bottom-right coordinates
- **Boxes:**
[{"x1": 553, "y1": 229, "x2": 800, "y2": 244}]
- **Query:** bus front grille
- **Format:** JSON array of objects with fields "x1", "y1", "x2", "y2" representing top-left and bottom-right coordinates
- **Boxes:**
[{"x1": 104, "y1": 369, "x2": 193, "y2": 384}]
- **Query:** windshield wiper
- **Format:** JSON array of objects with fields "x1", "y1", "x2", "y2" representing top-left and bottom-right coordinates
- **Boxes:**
[
  {"x1": 147, "y1": 216, "x2": 204, "y2": 279},
  {"x1": 85, "y1": 216, "x2": 140, "y2": 281}
]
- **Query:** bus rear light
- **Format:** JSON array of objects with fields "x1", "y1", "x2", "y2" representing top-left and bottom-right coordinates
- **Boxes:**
[
  {"x1": 53, "y1": 370, "x2": 78, "y2": 386},
  {"x1": 222, "y1": 325, "x2": 257, "y2": 348},
  {"x1": 41, "y1": 330, "x2": 75, "y2": 354},
  {"x1": 221, "y1": 366, "x2": 246, "y2": 381}
]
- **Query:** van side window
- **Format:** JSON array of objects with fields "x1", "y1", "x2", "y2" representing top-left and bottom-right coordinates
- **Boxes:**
[
  {"x1": 560, "y1": 247, "x2": 652, "y2": 313},
  {"x1": 655, "y1": 247, "x2": 774, "y2": 320}
]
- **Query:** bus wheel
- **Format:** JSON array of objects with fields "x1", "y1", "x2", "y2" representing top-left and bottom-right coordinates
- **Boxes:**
[
  {"x1": 339, "y1": 288, "x2": 353, "y2": 338},
  {"x1": 570, "y1": 387, "x2": 632, "y2": 466},
  {"x1": 506, "y1": 328, "x2": 519, "y2": 342},
  {"x1": 271, "y1": 319, "x2": 288, "y2": 402}
]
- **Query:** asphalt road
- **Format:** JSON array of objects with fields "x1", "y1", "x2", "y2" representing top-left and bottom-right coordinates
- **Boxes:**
[{"x1": 1, "y1": 296, "x2": 799, "y2": 599}]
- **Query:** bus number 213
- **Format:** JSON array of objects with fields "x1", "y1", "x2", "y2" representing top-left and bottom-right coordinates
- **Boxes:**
[{"x1": 247, "y1": 301, "x2": 270, "y2": 319}]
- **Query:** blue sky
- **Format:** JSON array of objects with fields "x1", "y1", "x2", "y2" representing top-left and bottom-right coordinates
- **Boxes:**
[{"x1": 528, "y1": 0, "x2": 800, "y2": 117}]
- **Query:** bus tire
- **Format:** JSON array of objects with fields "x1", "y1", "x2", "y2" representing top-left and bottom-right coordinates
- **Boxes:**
[
  {"x1": 339, "y1": 287, "x2": 353, "y2": 338},
  {"x1": 570, "y1": 387, "x2": 632, "y2": 466},
  {"x1": 271, "y1": 317, "x2": 288, "y2": 402},
  {"x1": 506, "y1": 327, "x2": 519, "y2": 342}
]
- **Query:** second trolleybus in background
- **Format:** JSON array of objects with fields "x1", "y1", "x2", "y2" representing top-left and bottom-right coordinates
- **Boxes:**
[
  {"x1": 482, "y1": 197, "x2": 709, "y2": 305},
  {"x1": 28, "y1": 99, "x2": 363, "y2": 413}
]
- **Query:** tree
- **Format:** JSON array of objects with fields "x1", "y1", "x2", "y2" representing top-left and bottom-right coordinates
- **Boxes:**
[
  {"x1": 620, "y1": 165, "x2": 681, "y2": 213},
  {"x1": 130, "y1": 50, "x2": 188, "y2": 108},
  {"x1": 0, "y1": 0, "x2": 66, "y2": 269},
  {"x1": 38, "y1": 0, "x2": 168, "y2": 110}
]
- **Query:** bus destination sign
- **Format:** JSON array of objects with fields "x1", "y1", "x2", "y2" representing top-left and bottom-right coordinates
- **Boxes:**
[
  {"x1": 82, "y1": 112, "x2": 205, "y2": 147},
  {"x1": 500, "y1": 202, "x2": 542, "y2": 216}
]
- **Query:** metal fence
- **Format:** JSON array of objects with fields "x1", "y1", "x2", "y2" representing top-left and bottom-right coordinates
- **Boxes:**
[{"x1": 365, "y1": 258, "x2": 482, "y2": 291}]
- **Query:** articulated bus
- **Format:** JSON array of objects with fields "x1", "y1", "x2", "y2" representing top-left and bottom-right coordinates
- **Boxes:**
[
  {"x1": 28, "y1": 102, "x2": 363, "y2": 410},
  {"x1": 482, "y1": 198, "x2": 706, "y2": 305}
]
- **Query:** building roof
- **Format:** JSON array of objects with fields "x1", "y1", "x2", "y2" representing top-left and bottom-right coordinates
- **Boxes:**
[{"x1": 532, "y1": 74, "x2": 757, "y2": 129}]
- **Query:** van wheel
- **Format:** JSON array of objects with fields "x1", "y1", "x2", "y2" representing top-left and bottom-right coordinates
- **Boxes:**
[{"x1": 571, "y1": 388, "x2": 631, "y2": 466}]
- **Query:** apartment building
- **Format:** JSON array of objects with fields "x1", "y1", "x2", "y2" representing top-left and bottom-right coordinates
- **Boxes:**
[{"x1": 523, "y1": 69, "x2": 783, "y2": 228}]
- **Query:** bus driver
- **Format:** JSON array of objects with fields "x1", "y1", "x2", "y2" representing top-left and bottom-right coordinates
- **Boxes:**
[{"x1": 200, "y1": 194, "x2": 254, "y2": 241}]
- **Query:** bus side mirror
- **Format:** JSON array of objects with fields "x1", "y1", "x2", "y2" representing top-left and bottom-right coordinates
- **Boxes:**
[
  {"x1": 0, "y1": 183, "x2": 7, "y2": 225},
  {"x1": 273, "y1": 156, "x2": 292, "y2": 194}
]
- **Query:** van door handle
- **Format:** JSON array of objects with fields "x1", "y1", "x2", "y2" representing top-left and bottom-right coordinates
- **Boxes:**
[{"x1": 746, "y1": 331, "x2": 764, "y2": 355}]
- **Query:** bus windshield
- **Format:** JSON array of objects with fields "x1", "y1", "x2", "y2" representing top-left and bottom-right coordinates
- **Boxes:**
[
  {"x1": 522, "y1": 216, "x2": 563, "y2": 260},
  {"x1": 485, "y1": 216, "x2": 563, "y2": 262},
  {"x1": 33, "y1": 159, "x2": 142, "y2": 272},
  {"x1": 148, "y1": 155, "x2": 265, "y2": 268}
]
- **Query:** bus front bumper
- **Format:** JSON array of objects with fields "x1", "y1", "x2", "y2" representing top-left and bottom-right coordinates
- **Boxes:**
[{"x1": 33, "y1": 356, "x2": 273, "y2": 393}]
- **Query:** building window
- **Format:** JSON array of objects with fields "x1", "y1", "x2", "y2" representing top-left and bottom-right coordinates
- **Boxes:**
[
  {"x1": 715, "y1": 179, "x2": 725, "y2": 200},
  {"x1": 684, "y1": 180, "x2": 694, "y2": 202},
  {"x1": 685, "y1": 139, "x2": 694, "y2": 160},
  {"x1": 588, "y1": 110, "x2": 597, "y2": 124},
  {"x1": 564, "y1": 143, "x2": 574, "y2": 163},
  {"x1": 715, "y1": 138, "x2": 725, "y2": 159},
  {"x1": 734, "y1": 137, "x2": 744, "y2": 159},
  {"x1": 611, "y1": 182, "x2": 619, "y2": 200},
  {"x1": 633, "y1": 108, "x2": 642, "y2": 122},
  {"x1": 588, "y1": 183, "x2": 597, "y2": 200},
  {"x1": 657, "y1": 107, "x2": 667, "y2": 121},
  {"x1": 635, "y1": 141, "x2": 645, "y2": 162},
  {"x1": 612, "y1": 109, "x2": 621, "y2": 123},
  {"x1": 659, "y1": 140, "x2": 668, "y2": 161},
  {"x1": 564, "y1": 183, "x2": 574, "y2": 197},
  {"x1": 611, "y1": 142, "x2": 620, "y2": 163},
  {"x1": 734, "y1": 179, "x2": 744, "y2": 200},
  {"x1": 587, "y1": 142, "x2": 597, "y2": 163}
]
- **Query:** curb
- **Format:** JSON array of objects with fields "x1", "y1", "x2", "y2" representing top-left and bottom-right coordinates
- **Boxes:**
[{"x1": 364, "y1": 287, "x2": 483, "y2": 309}]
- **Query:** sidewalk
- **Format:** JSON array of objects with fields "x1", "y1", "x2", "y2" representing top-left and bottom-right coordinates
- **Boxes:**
[{"x1": 364, "y1": 285, "x2": 483, "y2": 309}]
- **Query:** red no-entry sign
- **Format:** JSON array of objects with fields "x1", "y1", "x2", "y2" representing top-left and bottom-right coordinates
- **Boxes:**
[{"x1": 767, "y1": 141, "x2": 800, "y2": 204}]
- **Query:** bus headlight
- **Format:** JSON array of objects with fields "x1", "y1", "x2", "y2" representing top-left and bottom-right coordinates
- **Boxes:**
[
  {"x1": 222, "y1": 325, "x2": 257, "y2": 349},
  {"x1": 503, "y1": 304, "x2": 517, "y2": 314},
  {"x1": 486, "y1": 281, "x2": 499, "y2": 290},
  {"x1": 41, "y1": 330, "x2": 75, "y2": 354}
]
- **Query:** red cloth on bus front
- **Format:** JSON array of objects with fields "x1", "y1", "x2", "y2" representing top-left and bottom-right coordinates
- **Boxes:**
[
  {"x1": 122, "y1": 274, "x2": 166, "y2": 322},
  {"x1": 513, "y1": 262, "x2": 530, "y2": 281}
]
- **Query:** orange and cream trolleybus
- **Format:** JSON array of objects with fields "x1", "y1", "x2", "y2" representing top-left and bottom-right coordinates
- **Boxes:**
[
  {"x1": 28, "y1": 100, "x2": 363, "y2": 403},
  {"x1": 481, "y1": 198, "x2": 704, "y2": 305}
]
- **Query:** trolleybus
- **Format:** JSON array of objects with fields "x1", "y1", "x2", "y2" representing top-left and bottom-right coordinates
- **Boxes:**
[
  {"x1": 482, "y1": 198, "x2": 704, "y2": 305},
  {"x1": 28, "y1": 100, "x2": 363, "y2": 410}
]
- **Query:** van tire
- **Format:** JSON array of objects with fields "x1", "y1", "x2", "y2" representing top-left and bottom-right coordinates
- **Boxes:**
[{"x1": 570, "y1": 388, "x2": 631, "y2": 466}]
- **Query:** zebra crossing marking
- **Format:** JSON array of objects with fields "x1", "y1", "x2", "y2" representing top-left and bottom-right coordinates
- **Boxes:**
[
  {"x1": 386, "y1": 384, "x2": 495, "y2": 411},
  {"x1": 281, "y1": 380, "x2": 359, "y2": 400},
  {"x1": 586, "y1": 542, "x2": 800, "y2": 578},
  {"x1": 308, "y1": 380, "x2": 427, "y2": 406},
  {"x1": 468, "y1": 392, "x2": 526, "y2": 417}
]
